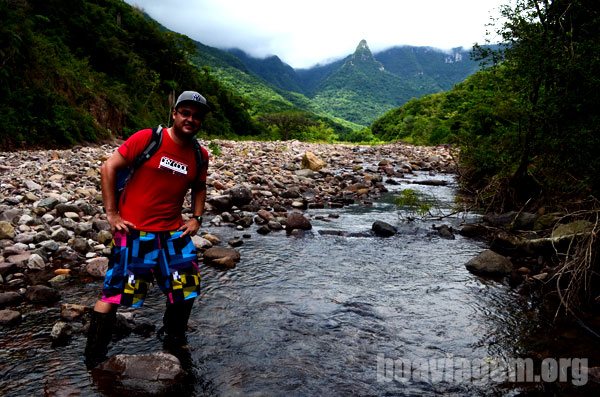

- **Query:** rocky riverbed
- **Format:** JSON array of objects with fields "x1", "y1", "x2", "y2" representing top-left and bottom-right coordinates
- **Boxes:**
[
  {"x1": 0, "y1": 140, "x2": 454, "y2": 327},
  {"x1": 3, "y1": 140, "x2": 600, "y2": 395}
]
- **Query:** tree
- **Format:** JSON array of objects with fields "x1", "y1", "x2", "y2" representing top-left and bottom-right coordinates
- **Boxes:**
[
  {"x1": 478, "y1": 0, "x2": 600, "y2": 205},
  {"x1": 258, "y1": 111, "x2": 318, "y2": 140}
]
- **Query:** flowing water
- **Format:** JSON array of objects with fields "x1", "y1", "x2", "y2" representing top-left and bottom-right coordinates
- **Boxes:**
[{"x1": 0, "y1": 172, "x2": 591, "y2": 396}]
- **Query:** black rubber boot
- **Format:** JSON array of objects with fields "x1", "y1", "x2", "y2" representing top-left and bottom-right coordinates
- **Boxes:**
[
  {"x1": 159, "y1": 299, "x2": 195, "y2": 370},
  {"x1": 159, "y1": 299, "x2": 194, "y2": 347},
  {"x1": 84, "y1": 310, "x2": 116, "y2": 369}
]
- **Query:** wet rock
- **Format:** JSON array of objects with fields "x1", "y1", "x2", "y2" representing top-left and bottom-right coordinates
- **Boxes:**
[
  {"x1": 286, "y1": 212, "x2": 312, "y2": 233},
  {"x1": 228, "y1": 238, "x2": 243, "y2": 247},
  {"x1": 25, "y1": 285, "x2": 60, "y2": 304},
  {"x1": 459, "y1": 224, "x2": 488, "y2": 238},
  {"x1": 0, "y1": 262, "x2": 16, "y2": 276},
  {"x1": 51, "y1": 321, "x2": 72, "y2": 344},
  {"x1": 0, "y1": 291, "x2": 22, "y2": 308},
  {"x1": 94, "y1": 352, "x2": 184, "y2": 396},
  {"x1": 483, "y1": 211, "x2": 537, "y2": 230},
  {"x1": 191, "y1": 235, "x2": 212, "y2": 250},
  {"x1": 60, "y1": 303, "x2": 88, "y2": 321},
  {"x1": 203, "y1": 247, "x2": 240, "y2": 269},
  {"x1": 256, "y1": 225, "x2": 271, "y2": 235},
  {"x1": 465, "y1": 249, "x2": 513, "y2": 276},
  {"x1": 372, "y1": 220, "x2": 397, "y2": 237},
  {"x1": 0, "y1": 309, "x2": 22, "y2": 326},
  {"x1": 432, "y1": 224, "x2": 455, "y2": 240}
]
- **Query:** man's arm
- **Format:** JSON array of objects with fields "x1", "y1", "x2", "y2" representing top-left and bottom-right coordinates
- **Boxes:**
[
  {"x1": 100, "y1": 150, "x2": 136, "y2": 233},
  {"x1": 179, "y1": 187, "x2": 206, "y2": 237}
]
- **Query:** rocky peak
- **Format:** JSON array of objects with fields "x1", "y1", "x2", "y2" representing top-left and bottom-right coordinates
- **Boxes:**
[
  {"x1": 353, "y1": 39, "x2": 375, "y2": 62},
  {"x1": 346, "y1": 39, "x2": 385, "y2": 71}
]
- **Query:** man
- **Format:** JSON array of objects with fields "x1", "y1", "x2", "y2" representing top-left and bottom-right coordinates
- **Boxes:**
[{"x1": 84, "y1": 91, "x2": 210, "y2": 369}]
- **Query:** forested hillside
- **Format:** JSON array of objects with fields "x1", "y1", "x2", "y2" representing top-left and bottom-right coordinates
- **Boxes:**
[
  {"x1": 0, "y1": 0, "x2": 261, "y2": 149},
  {"x1": 225, "y1": 41, "x2": 482, "y2": 126},
  {"x1": 373, "y1": 0, "x2": 600, "y2": 210}
]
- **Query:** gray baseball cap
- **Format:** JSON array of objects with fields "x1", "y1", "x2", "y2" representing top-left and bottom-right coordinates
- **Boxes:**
[{"x1": 174, "y1": 90, "x2": 211, "y2": 112}]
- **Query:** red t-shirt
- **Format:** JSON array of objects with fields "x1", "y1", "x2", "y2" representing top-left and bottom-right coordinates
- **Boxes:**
[{"x1": 117, "y1": 128, "x2": 209, "y2": 231}]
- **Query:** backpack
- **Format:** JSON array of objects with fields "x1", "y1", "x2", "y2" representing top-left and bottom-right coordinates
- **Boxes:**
[{"x1": 115, "y1": 125, "x2": 206, "y2": 204}]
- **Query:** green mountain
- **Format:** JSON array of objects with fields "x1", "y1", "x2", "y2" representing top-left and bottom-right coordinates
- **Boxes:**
[
  {"x1": 220, "y1": 40, "x2": 483, "y2": 127},
  {"x1": 0, "y1": 0, "x2": 484, "y2": 148},
  {"x1": 0, "y1": 0, "x2": 260, "y2": 149},
  {"x1": 310, "y1": 40, "x2": 429, "y2": 126}
]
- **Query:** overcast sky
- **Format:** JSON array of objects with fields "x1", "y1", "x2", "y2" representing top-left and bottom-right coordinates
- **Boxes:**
[{"x1": 124, "y1": 0, "x2": 507, "y2": 69}]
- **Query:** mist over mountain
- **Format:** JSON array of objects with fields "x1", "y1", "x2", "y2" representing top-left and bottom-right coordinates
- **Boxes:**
[{"x1": 215, "y1": 40, "x2": 482, "y2": 125}]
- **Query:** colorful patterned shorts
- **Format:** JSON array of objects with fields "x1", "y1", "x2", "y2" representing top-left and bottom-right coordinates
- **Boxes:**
[{"x1": 101, "y1": 230, "x2": 200, "y2": 308}]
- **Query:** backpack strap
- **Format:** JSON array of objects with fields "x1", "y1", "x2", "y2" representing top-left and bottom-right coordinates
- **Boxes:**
[
  {"x1": 131, "y1": 125, "x2": 163, "y2": 170},
  {"x1": 191, "y1": 139, "x2": 207, "y2": 193}
]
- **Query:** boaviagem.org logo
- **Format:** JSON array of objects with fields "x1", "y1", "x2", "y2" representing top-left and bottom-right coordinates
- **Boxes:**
[{"x1": 377, "y1": 354, "x2": 588, "y2": 386}]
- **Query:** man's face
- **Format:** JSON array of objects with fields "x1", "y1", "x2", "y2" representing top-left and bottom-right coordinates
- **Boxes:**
[{"x1": 172, "y1": 103, "x2": 204, "y2": 136}]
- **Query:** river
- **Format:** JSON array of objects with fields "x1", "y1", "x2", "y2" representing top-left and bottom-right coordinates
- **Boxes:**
[{"x1": 0, "y1": 171, "x2": 594, "y2": 396}]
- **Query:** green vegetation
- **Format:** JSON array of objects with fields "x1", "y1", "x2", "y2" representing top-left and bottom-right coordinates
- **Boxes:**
[
  {"x1": 0, "y1": 0, "x2": 260, "y2": 149},
  {"x1": 394, "y1": 189, "x2": 432, "y2": 218},
  {"x1": 208, "y1": 141, "x2": 222, "y2": 157},
  {"x1": 372, "y1": 0, "x2": 600, "y2": 210}
]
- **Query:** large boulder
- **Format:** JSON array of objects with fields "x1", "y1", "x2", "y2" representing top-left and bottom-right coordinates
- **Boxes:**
[
  {"x1": 372, "y1": 220, "x2": 397, "y2": 237},
  {"x1": 93, "y1": 352, "x2": 184, "y2": 396},
  {"x1": 465, "y1": 250, "x2": 513, "y2": 276},
  {"x1": 25, "y1": 285, "x2": 60, "y2": 304},
  {"x1": 203, "y1": 247, "x2": 241, "y2": 269},
  {"x1": 285, "y1": 212, "x2": 312, "y2": 234},
  {"x1": 301, "y1": 151, "x2": 326, "y2": 171},
  {"x1": 227, "y1": 184, "x2": 253, "y2": 207}
]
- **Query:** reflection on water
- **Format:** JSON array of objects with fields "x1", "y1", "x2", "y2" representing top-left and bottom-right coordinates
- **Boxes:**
[{"x1": 2, "y1": 172, "x2": 588, "y2": 396}]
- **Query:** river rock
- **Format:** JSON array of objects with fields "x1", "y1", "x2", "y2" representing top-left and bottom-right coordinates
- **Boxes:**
[
  {"x1": 551, "y1": 220, "x2": 593, "y2": 238},
  {"x1": 227, "y1": 184, "x2": 253, "y2": 207},
  {"x1": 372, "y1": 220, "x2": 397, "y2": 237},
  {"x1": 51, "y1": 321, "x2": 72, "y2": 344},
  {"x1": 27, "y1": 253, "x2": 46, "y2": 270},
  {"x1": 286, "y1": 212, "x2": 312, "y2": 233},
  {"x1": 432, "y1": 224, "x2": 455, "y2": 239},
  {"x1": 465, "y1": 249, "x2": 513, "y2": 276},
  {"x1": 203, "y1": 247, "x2": 240, "y2": 269},
  {"x1": 0, "y1": 262, "x2": 16, "y2": 276},
  {"x1": 61, "y1": 303, "x2": 88, "y2": 320},
  {"x1": 459, "y1": 223, "x2": 488, "y2": 238},
  {"x1": 0, "y1": 309, "x2": 21, "y2": 326},
  {"x1": 484, "y1": 211, "x2": 537, "y2": 230},
  {"x1": 25, "y1": 285, "x2": 60, "y2": 303},
  {"x1": 191, "y1": 235, "x2": 212, "y2": 250},
  {"x1": 94, "y1": 352, "x2": 184, "y2": 395},
  {"x1": 84, "y1": 257, "x2": 109, "y2": 278},
  {"x1": 301, "y1": 151, "x2": 326, "y2": 171},
  {"x1": 0, "y1": 291, "x2": 22, "y2": 308},
  {"x1": 0, "y1": 221, "x2": 15, "y2": 239}
]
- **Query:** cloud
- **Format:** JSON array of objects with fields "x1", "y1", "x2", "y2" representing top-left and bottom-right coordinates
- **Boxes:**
[{"x1": 126, "y1": 0, "x2": 504, "y2": 68}]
